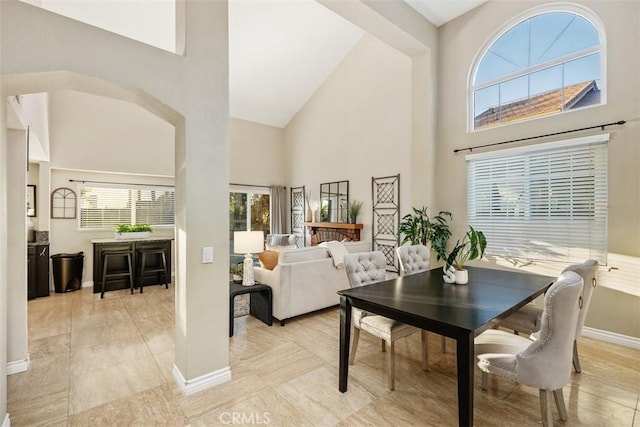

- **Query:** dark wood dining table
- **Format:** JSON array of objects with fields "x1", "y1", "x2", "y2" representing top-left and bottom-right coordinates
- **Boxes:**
[{"x1": 338, "y1": 266, "x2": 555, "y2": 427}]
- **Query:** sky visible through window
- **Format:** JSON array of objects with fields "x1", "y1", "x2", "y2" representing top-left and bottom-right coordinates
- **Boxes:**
[{"x1": 473, "y1": 12, "x2": 601, "y2": 124}]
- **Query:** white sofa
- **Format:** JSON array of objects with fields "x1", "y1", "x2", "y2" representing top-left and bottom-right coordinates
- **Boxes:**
[{"x1": 254, "y1": 241, "x2": 371, "y2": 325}]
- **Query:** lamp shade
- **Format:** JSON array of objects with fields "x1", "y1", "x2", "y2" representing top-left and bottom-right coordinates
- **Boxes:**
[{"x1": 234, "y1": 231, "x2": 264, "y2": 254}]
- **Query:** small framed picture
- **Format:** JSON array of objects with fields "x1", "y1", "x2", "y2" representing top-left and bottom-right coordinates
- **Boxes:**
[{"x1": 27, "y1": 185, "x2": 36, "y2": 217}]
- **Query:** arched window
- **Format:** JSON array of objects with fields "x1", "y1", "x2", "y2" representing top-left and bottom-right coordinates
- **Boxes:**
[{"x1": 470, "y1": 8, "x2": 605, "y2": 131}]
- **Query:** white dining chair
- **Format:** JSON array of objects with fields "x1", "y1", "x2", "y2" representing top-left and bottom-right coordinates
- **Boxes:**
[
  {"x1": 396, "y1": 244, "x2": 448, "y2": 353},
  {"x1": 498, "y1": 259, "x2": 598, "y2": 372},
  {"x1": 345, "y1": 251, "x2": 428, "y2": 390},
  {"x1": 475, "y1": 271, "x2": 584, "y2": 427}
]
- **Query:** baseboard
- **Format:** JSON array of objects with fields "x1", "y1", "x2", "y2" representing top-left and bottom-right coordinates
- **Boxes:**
[
  {"x1": 82, "y1": 280, "x2": 93, "y2": 288},
  {"x1": 6, "y1": 356, "x2": 29, "y2": 375},
  {"x1": 172, "y1": 364, "x2": 231, "y2": 396},
  {"x1": 2, "y1": 413, "x2": 10, "y2": 427},
  {"x1": 582, "y1": 327, "x2": 640, "y2": 350}
]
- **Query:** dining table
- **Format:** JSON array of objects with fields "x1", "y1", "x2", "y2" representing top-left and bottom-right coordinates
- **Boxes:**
[{"x1": 337, "y1": 265, "x2": 555, "y2": 427}]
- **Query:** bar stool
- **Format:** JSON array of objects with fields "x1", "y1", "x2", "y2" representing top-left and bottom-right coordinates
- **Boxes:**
[
  {"x1": 136, "y1": 248, "x2": 169, "y2": 293},
  {"x1": 101, "y1": 250, "x2": 134, "y2": 299}
]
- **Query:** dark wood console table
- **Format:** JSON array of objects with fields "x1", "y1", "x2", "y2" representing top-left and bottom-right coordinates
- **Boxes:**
[
  {"x1": 92, "y1": 238, "x2": 172, "y2": 294},
  {"x1": 304, "y1": 222, "x2": 363, "y2": 245}
]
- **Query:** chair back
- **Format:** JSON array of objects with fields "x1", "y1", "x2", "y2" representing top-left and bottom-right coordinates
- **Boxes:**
[
  {"x1": 396, "y1": 244, "x2": 430, "y2": 275},
  {"x1": 344, "y1": 251, "x2": 387, "y2": 288},
  {"x1": 516, "y1": 271, "x2": 583, "y2": 390},
  {"x1": 562, "y1": 259, "x2": 599, "y2": 338}
]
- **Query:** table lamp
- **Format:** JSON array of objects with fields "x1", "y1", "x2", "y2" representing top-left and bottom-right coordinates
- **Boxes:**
[{"x1": 233, "y1": 231, "x2": 264, "y2": 286}]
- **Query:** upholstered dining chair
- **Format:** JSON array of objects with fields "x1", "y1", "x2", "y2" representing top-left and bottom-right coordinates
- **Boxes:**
[
  {"x1": 345, "y1": 251, "x2": 428, "y2": 390},
  {"x1": 396, "y1": 244, "x2": 448, "y2": 353},
  {"x1": 475, "y1": 271, "x2": 584, "y2": 427},
  {"x1": 498, "y1": 259, "x2": 599, "y2": 373}
]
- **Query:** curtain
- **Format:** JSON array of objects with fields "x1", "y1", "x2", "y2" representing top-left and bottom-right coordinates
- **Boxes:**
[{"x1": 270, "y1": 185, "x2": 287, "y2": 234}]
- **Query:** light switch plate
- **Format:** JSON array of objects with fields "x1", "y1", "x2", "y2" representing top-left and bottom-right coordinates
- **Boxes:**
[{"x1": 202, "y1": 247, "x2": 213, "y2": 263}]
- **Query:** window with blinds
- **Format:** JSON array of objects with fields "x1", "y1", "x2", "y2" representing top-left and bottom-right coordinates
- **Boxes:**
[
  {"x1": 78, "y1": 185, "x2": 175, "y2": 229},
  {"x1": 467, "y1": 134, "x2": 608, "y2": 264}
]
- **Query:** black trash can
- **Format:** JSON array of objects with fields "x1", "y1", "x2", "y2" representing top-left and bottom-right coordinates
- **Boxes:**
[{"x1": 51, "y1": 252, "x2": 84, "y2": 293}]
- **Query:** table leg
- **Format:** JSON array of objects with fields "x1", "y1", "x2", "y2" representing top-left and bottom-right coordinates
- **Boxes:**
[
  {"x1": 339, "y1": 295, "x2": 352, "y2": 392},
  {"x1": 456, "y1": 332, "x2": 474, "y2": 427}
]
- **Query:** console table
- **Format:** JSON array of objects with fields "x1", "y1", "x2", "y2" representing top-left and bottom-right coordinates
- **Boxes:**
[
  {"x1": 304, "y1": 222, "x2": 363, "y2": 245},
  {"x1": 229, "y1": 282, "x2": 273, "y2": 337},
  {"x1": 91, "y1": 238, "x2": 172, "y2": 294}
]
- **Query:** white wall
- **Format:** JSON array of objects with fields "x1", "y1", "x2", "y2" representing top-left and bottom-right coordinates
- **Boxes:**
[
  {"x1": 285, "y1": 34, "x2": 412, "y2": 242},
  {"x1": 436, "y1": 0, "x2": 640, "y2": 337}
]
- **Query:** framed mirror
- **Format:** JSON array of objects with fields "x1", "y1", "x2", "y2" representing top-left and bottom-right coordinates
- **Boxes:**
[
  {"x1": 27, "y1": 185, "x2": 36, "y2": 217},
  {"x1": 320, "y1": 180, "x2": 349, "y2": 223}
]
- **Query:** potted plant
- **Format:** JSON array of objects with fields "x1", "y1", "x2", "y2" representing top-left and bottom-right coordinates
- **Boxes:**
[
  {"x1": 442, "y1": 226, "x2": 487, "y2": 285},
  {"x1": 399, "y1": 206, "x2": 452, "y2": 263},
  {"x1": 114, "y1": 223, "x2": 153, "y2": 240},
  {"x1": 348, "y1": 200, "x2": 364, "y2": 224}
]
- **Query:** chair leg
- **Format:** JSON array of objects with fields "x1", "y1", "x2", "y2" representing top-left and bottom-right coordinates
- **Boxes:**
[
  {"x1": 572, "y1": 340, "x2": 581, "y2": 373},
  {"x1": 387, "y1": 341, "x2": 395, "y2": 391},
  {"x1": 539, "y1": 389, "x2": 554, "y2": 427},
  {"x1": 553, "y1": 388, "x2": 568, "y2": 421},
  {"x1": 127, "y1": 253, "x2": 133, "y2": 294},
  {"x1": 101, "y1": 256, "x2": 109, "y2": 299},
  {"x1": 160, "y1": 251, "x2": 169, "y2": 289},
  {"x1": 481, "y1": 371, "x2": 488, "y2": 391},
  {"x1": 349, "y1": 327, "x2": 360, "y2": 365},
  {"x1": 441, "y1": 335, "x2": 447, "y2": 353},
  {"x1": 421, "y1": 330, "x2": 429, "y2": 371}
]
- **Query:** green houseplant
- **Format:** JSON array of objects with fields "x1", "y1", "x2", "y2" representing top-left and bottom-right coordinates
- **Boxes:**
[
  {"x1": 348, "y1": 200, "x2": 364, "y2": 224},
  {"x1": 442, "y1": 226, "x2": 487, "y2": 284},
  {"x1": 399, "y1": 207, "x2": 452, "y2": 262},
  {"x1": 114, "y1": 223, "x2": 153, "y2": 239},
  {"x1": 114, "y1": 224, "x2": 153, "y2": 233}
]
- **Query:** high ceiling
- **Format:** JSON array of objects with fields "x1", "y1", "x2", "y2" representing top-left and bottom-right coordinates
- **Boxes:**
[
  {"x1": 230, "y1": 0, "x2": 488, "y2": 128},
  {"x1": 19, "y1": 0, "x2": 488, "y2": 131}
]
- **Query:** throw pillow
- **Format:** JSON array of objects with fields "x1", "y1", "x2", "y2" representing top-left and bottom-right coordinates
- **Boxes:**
[{"x1": 258, "y1": 250, "x2": 279, "y2": 270}]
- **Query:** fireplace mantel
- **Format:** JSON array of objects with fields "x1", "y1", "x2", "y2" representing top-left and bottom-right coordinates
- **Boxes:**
[{"x1": 304, "y1": 222, "x2": 363, "y2": 246}]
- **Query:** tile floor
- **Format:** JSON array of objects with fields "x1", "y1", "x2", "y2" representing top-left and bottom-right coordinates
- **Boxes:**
[{"x1": 7, "y1": 284, "x2": 640, "y2": 426}]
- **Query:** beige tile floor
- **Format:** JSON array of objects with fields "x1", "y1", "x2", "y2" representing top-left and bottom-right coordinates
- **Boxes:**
[{"x1": 7, "y1": 284, "x2": 640, "y2": 426}]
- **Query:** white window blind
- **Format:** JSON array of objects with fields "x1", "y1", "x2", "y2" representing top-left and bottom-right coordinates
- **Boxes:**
[
  {"x1": 467, "y1": 134, "x2": 608, "y2": 264},
  {"x1": 78, "y1": 185, "x2": 175, "y2": 229}
]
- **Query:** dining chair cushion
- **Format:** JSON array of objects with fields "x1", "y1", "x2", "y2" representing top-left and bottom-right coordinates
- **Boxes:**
[
  {"x1": 359, "y1": 315, "x2": 418, "y2": 342},
  {"x1": 474, "y1": 328, "x2": 533, "y2": 356}
]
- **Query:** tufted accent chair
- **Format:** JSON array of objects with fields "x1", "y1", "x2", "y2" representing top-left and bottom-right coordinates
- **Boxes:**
[
  {"x1": 497, "y1": 259, "x2": 599, "y2": 372},
  {"x1": 396, "y1": 244, "x2": 430, "y2": 275},
  {"x1": 344, "y1": 251, "x2": 428, "y2": 390},
  {"x1": 396, "y1": 244, "x2": 448, "y2": 354},
  {"x1": 475, "y1": 271, "x2": 584, "y2": 427}
]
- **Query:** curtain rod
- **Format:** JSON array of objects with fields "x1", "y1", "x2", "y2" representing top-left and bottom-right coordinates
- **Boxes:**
[
  {"x1": 453, "y1": 120, "x2": 626, "y2": 154},
  {"x1": 230, "y1": 183, "x2": 283, "y2": 189},
  {"x1": 69, "y1": 179, "x2": 174, "y2": 188}
]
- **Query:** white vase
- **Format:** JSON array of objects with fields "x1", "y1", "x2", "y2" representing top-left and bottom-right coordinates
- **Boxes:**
[{"x1": 454, "y1": 269, "x2": 469, "y2": 285}]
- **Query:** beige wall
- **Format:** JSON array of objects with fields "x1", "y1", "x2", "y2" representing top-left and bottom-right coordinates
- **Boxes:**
[
  {"x1": 285, "y1": 34, "x2": 413, "y2": 242},
  {"x1": 230, "y1": 118, "x2": 286, "y2": 186},
  {"x1": 1, "y1": 1, "x2": 231, "y2": 417},
  {"x1": 50, "y1": 90, "x2": 175, "y2": 176},
  {"x1": 436, "y1": 0, "x2": 640, "y2": 337}
]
